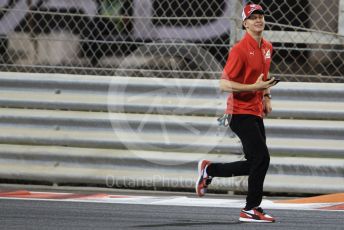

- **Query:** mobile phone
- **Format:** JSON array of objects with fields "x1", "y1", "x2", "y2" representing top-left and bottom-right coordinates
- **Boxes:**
[{"x1": 267, "y1": 78, "x2": 280, "y2": 85}]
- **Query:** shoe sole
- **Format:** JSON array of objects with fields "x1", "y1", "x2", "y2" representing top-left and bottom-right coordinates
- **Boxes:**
[
  {"x1": 195, "y1": 160, "x2": 206, "y2": 197},
  {"x1": 239, "y1": 217, "x2": 275, "y2": 223}
]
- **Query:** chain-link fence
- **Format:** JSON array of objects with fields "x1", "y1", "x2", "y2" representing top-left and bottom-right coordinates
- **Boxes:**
[{"x1": 0, "y1": 0, "x2": 344, "y2": 82}]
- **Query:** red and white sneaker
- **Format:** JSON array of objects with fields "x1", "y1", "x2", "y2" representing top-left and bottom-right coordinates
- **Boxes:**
[
  {"x1": 195, "y1": 160, "x2": 212, "y2": 197},
  {"x1": 239, "y1": 207, "x2": 276, "y2": 223}
]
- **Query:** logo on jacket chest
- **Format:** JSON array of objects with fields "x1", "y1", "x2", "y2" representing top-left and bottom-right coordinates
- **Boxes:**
[
  {"x1": 263, "y1": 49, "x2": 271, "y2": 60},
  {"x1": 248, "y1": 49, "x2": 271, "y2": 59}
]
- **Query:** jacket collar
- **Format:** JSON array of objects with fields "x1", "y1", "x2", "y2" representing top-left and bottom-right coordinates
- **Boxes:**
[{"x1": 244, "y1": 32, "x2": 266, "y2": 49}]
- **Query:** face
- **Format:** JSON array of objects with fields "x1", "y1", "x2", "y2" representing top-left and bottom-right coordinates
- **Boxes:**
[{"x1": 243, "y1": 13, "x2": 265, "y2": 33}]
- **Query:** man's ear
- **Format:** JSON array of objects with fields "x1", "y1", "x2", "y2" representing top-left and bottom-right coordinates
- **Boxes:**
[{"x1": 243, "y1": 21, "x2": 247, "y2": 29}]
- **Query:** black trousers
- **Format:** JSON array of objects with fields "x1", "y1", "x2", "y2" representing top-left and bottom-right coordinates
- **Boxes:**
[{"x1": 207, "y1": 114, "x2": 270, "y2": 210}]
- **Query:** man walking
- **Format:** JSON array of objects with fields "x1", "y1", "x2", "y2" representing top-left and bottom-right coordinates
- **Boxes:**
[{"x1": 196, "y1": 3, "x2": 277, "y2": 223}]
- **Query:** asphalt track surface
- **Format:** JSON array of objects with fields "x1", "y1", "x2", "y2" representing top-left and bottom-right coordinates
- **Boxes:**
[{"x1": 1, "y1": 198, "x2": 343, "y2": 230}]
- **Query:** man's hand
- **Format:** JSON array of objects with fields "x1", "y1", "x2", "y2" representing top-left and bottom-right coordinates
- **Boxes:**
[
  {"x1": 254, "y1": 74, "x2": 276, "y2": 91},
  {"x1": 263, "y1": 97, "x2": 272, "y2": 116}
]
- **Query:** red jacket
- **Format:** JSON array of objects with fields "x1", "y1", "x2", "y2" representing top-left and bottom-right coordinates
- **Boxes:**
[{"x1": 222, "y1": 32, "x2": 273, "y2": 117}]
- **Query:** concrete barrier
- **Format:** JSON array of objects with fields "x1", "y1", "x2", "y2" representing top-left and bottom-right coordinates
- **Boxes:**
[{"x1": 0, "y1": 72, "x2": 343, "y2": 194}]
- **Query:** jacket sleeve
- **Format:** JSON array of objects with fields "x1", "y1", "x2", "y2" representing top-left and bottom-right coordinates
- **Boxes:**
[{"x1": 221, "y1": 46, "x2": 244, "y2": 81}]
